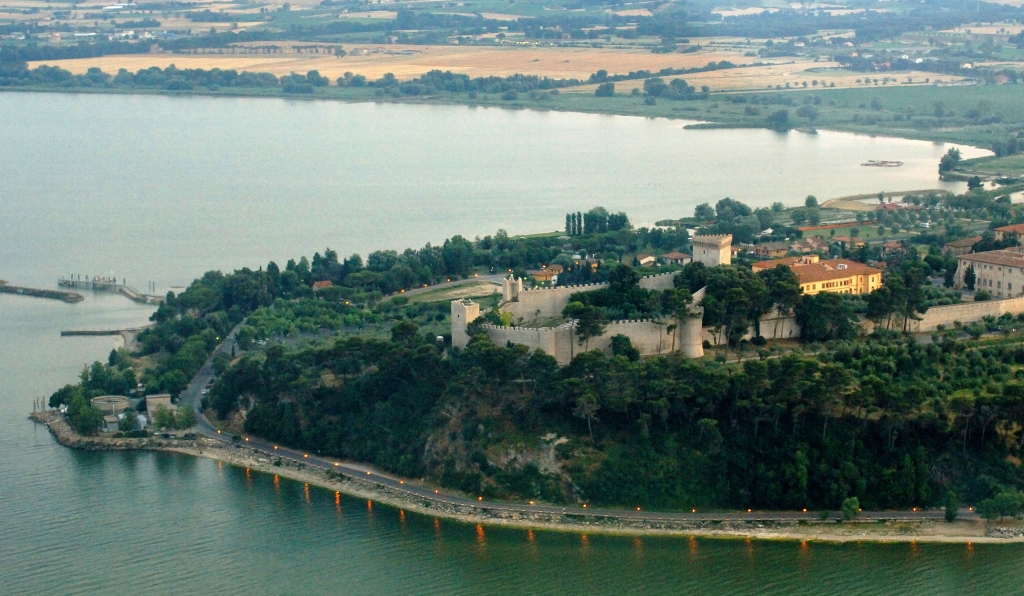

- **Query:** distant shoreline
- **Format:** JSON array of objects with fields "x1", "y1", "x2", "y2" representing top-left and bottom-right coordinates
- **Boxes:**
[
  {"x1": 0, "y1": 86, "x2": 988, "y2": 150},
  {"x1": 29, "y1": 410, "x2": 1023, "y2": 544}
]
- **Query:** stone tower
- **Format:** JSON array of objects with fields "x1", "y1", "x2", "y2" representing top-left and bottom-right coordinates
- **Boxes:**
[
  {"x1": 502, "y1": 275, "x2": 523, "y2": 302},
  {"x1": 450, "y1": 299, "x2": 480, "y2": 349},
  {"x1": 692, "y1": 234, "x2": 732, "y2": 268}
]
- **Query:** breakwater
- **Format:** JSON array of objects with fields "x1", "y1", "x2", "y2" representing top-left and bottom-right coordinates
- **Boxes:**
[{"x1": 0, "y1": 280, "x2": 83, "y2": 303}]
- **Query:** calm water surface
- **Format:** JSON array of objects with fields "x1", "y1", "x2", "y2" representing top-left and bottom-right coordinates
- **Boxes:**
[{"x1": 0, "y1": 92, "x2": 1014, "y2": 595}]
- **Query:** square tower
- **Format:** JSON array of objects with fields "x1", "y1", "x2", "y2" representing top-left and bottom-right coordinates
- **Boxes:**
[
  {"x1": 451, "y1": 299, "x2": 480, "y2": 349},
  {"x1": 692, "y1": 234, "x2": 732, "y2": 267}
]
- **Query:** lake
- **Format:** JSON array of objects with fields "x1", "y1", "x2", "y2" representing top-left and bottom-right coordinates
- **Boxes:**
[{"x1": 0, "y1": 92, "x2": 1011, "y2": 595}]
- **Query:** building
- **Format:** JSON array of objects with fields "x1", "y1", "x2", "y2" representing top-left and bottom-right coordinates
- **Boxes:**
[
  {"x1": 791, "y1": 236, "x2": 829, "y2": 253},
  {"x1": 692, "y1": 234, "x2": 732, "y2": 267},
  {"x1": 90, "y1": 395, "x2": 130, "y2": 416},
  {"x1": 635, "y1": 254, "x2": 656, "y2": 267},
  {"x1": 660, "y1": 251, "x2": 691, "y2": 266},
  {"x1": 751, "y1": 254, "x2": 820, "y2": 273},
  {"x1": 757, "y1": 257, "x2": 882, "y2": 295},
  {"x1": 312, "y1": 280, "x2": 334, "y2": 291},
  {"x1": 833, "y1": 236, "x2": 865, "y2": 248},
  {"x1": 944, "y1": 236, "x2": 982, "y2": 256},
  {"x1": 995, "y1": 224, "x2": 1024, "y2": 242},
  {"x1": 528, "y1": 269, "x2": 556, "y2": 283},
  {"x1": 103, "y1": 415, "x2": 120, "y2": 433},
  {"x1": 954, "y1": 248, "x2": 1024, "y2": 298},
  {"x1": 750, "y1": 242, "x2": 791, "y2": 259},
  {"x1": 881, "y1": 240, "x2": 904, "y2": 255},
  {"x1": 145, "y1": 394, "x2": 174, "y2": 426}
]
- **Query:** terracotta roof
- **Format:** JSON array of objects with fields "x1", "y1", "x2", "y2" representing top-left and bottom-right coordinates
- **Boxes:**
[
  {"x1": 792, "y1": 259, "x2": 882, "y2": 284},
  {"x1": 996, "y1": 224, "x2": 1024, "y2": 234},
  {"x1": 312, "y1": 280, "x2": 334, "y2": 290},
  {"x1": 945, "y1": 236, "x2": 982, "y2": 248},
  {"x1": 755, "y1": 241, "x2": 791, "y2": 251},
  {"x1": 958, "y1": 249, "x2": 1024, "y2": 268},
  {"x1": 753, "y1": 257, "x2": 806, "y2": 270},
  {"x1": 661, "y1": 251, "x2": 689, "y2": 260}
]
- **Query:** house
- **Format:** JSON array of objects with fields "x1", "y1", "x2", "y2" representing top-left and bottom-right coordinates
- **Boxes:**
[
  {"x1": 145, "y1": 394, "x2": 174, "y2": 427},
  {"x1": 791, "y1": 236, "x2": 829, "y2": 253},
  {"x1": 635, "y1": 254, "x2": 657, "y2": 267},
  {"x1": 528, "y1": 269, "x2": 556, "y2": 283},
  {"x1": 944, "y1": 236, "x2": 982, "y2": 256},
  {"x1": 312, "y1": 280, "x2": 334, "y2": 291},
  {"x1": 994, "y1": 224, "x2": 1024, "y2": 242},
  {"x1": 881, "y1": 240, "x2": 904, "y2": 254},
  {"x1": 954, "y1": 248, "x2": 1024, "y2": 297},
  {"x1": 660, "y1": 251, "x2": 691, "y2": 266},
  {"x1": 103, "y1": 415, "x2": 120, "y2": 433},
  {"x1": 833, "y1": 236, "x2": 865, "y2": 248},
  {"x1": 751, "y1": 254, "x2": 819, "y2": 273},
  {"x1": 750, "y1": 241, "x2": 791, "y2": 259},
  {"x1": 547, "y1": 264, "x2": 564, "y2": 274},
  {"x1": 756, "y1": 257, "x2": 882, "y2": 295}
]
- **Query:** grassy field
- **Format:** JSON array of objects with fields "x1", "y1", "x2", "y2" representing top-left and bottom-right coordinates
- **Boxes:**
[
  {"x1": 958, "y1": 154, "x2": 1024, "y2": 176},
  {"x1": 406, "y1": 281, "x2": 501, "y2": 304}
]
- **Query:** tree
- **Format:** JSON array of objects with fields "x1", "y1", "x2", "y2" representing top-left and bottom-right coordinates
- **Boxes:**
[
  {"x1": 804, "y1": 195, "x2": 818, "y2": 209},
  {"x1": 766, "y1": 109, "x2": 790, "y2": 131},
  {"x1": 939, "y1": 147, "x2": 961, "y2": 173},
  {"x1": 610, "y1": 334, "x2": 640, "y2": 361},
  {"x1": 66, "y1": 394, "x2": 103, "y2": 435},
  {"x1": 694, "y1": 203, "x2": 715, "y2": 220},
  {"x1": 944, "y1": 491, "x2": 959, "y2": 522},
  {"x1": 563, "y1": 301, "x2": 606, "y2": 351},
  {"x1": 176, "y1": 404, "x2": 198, "y2": 429},
  {"x1": 841, "y1": 496, "x2": 860, "y2": 520},
  {"x1": 967, "y1": 176, "x2": 983, "y2": 190},
  {"x1": 573, "y1": 392, "x2": 600, "y2": 440},
  {"x1": 391, "y1": 320, "x2": 420, "y2": 344},
  {"x1": 759, "y1": 265, "x2": 801, "y2": 339},
  {"x1": 964, "y1": 264, "x2": 976, "y2": 291},
  {"x1": 118, "y1": 408, "x2": 138, "y2": 432},
  {"x1": 794, "y1": 293, "x2": 858, "y2": 342},
  {"x1": 595, "y1": 82, "x2": 615, "y2": 97},
  {"x1": 153, "y1": 404, "x2": 175, "y2": 429}
]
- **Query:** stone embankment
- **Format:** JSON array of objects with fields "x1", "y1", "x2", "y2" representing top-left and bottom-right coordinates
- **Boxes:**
[
  {"x1": 30, "y1": 410, "x2": 1024, "y2": 543},
  {"x1": 29, "y1": 410, "x2": 217, "y2": 451}
]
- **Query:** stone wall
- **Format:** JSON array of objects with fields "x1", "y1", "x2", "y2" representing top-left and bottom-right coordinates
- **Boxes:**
[
  {"x1": 482, "y1": 319, "x2": 692, "y2": 365},
  {"x1": 907, "y1": 296, "x2": 1024, "y2": 332},
  {"x1": 498, "y1": 271, "x2": 682, "y2": 324}
]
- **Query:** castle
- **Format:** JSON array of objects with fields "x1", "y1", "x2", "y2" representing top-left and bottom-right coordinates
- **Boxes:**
[{"x1": 450, "y1": 241, "x2": 729, "y2": 364}]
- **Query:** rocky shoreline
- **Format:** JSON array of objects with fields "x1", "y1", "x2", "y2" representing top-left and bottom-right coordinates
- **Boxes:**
[{"x1": 30, "y1": 410, "x2": 1024, "y2": 544}]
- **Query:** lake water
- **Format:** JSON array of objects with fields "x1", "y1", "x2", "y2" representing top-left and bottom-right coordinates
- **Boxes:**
[{"x1": 0, "y1": 92, "x2": 1013, "y2": 595}]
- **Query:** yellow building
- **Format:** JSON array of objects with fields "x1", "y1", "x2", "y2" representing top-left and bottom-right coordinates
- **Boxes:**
[{"x1": 754, "y1": 257, "x2": 882, "y2": 296}]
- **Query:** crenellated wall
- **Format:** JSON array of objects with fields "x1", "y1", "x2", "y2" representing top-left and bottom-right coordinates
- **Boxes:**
[
  {"x1": 498, "y1": 271, "x2": 683, "y2": 324},
  {"x1": 906, "y1": 296, "x2": 1024, "y2": 332}
]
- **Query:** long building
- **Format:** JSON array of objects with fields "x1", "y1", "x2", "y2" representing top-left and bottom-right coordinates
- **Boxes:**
[
  {"x1": 954, "y1": 248, "x2": 1024, "y2": 298},
  {"x1": 753, "y1": 256, "x2": 882, "y2": 296}
]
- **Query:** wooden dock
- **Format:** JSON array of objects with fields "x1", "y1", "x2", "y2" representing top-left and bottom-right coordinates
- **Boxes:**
[{"x1": 58, "y1": 275, "x2": 164, "y2": 304}]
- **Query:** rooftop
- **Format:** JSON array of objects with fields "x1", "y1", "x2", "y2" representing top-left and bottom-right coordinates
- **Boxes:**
[
  {"x1": 996, "y1": 224, "x2": 1024, "y2": 234},
  {"x1": 958, "y1": 248, "x2": 1024, "y2": 268},
  {"x1": 946, "y1": 236, "x2": 983, "y2": 248},
  {"x1": 792, "y1": 259, "x2": 882, "y2": 284}
]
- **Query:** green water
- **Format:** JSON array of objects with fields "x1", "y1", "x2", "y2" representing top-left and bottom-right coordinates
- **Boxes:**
[{"x1": 0, "y1": 92, "x2": 1016, "y2": 595}]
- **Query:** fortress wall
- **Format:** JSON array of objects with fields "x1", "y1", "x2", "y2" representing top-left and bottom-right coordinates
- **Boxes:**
[
  {"x1": 498, "y1": 272, "x2": 682, "y2": 323},
  {"x1": 499, "y1": 283, "x2": 609, "y2": 323},
  {"x1": 907, "y1": 296, "x2": 1024, "y2": 332}
]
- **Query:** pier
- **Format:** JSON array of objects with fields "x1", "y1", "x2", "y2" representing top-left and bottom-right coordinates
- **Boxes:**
[
  {"x1": 0, "y1": 279, "x2": 84, "y2": 303},
  {"x1": 59, "y1": 275, "x2": 164, "y2": 304}
]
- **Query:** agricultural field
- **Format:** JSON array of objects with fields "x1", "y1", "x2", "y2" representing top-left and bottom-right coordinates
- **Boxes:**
[{"x1": 32, "y1": 44, "x2": 756, "y2": 81}]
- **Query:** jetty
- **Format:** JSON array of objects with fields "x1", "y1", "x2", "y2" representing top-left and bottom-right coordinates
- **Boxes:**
[
  {"x1": 59, "y1": 275, "x2": 164, "y2": 304},
  {"x1": 0, "y1": 279, "x2": 84, "y2": 303},
  {"x1": 861, "y1": 160, "x2": 904, "y2": 167}
]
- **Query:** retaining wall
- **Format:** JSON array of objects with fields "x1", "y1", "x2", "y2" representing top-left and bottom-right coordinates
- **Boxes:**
[{"x1": 499, "y1": 271, "x2": 682, "y2": 323}]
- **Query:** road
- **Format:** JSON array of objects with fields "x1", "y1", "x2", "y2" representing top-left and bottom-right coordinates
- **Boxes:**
[
  {"x1": 391, "y1": 274, "x2": 505, "y2": 299},
  {"x1": 184, "y1": 327, "x2": 980, "y2": 526}
]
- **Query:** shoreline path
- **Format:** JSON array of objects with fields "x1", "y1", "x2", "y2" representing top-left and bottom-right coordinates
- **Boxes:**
[{"x1": 177, "y1": 322, "x2": 979, "y2": 524}]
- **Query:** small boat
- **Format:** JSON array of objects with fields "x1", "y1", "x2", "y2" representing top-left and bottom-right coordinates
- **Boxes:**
[{"x1": 861, "y1": 160, "x2": 904, "y2": 167}]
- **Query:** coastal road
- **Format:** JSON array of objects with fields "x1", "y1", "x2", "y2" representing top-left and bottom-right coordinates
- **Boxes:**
[{"x1": 186, "y1": 325, "x2": 980, "y2": 526}]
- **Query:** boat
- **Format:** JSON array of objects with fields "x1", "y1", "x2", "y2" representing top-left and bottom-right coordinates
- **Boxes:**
[{"x1": 861, "y1": 160, "x2": 904, "y2": 167}]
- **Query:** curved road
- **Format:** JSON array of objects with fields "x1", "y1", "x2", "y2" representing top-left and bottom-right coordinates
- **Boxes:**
[{"x1": 179, "y1": 326, "x2": 979, "y2": 525}]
